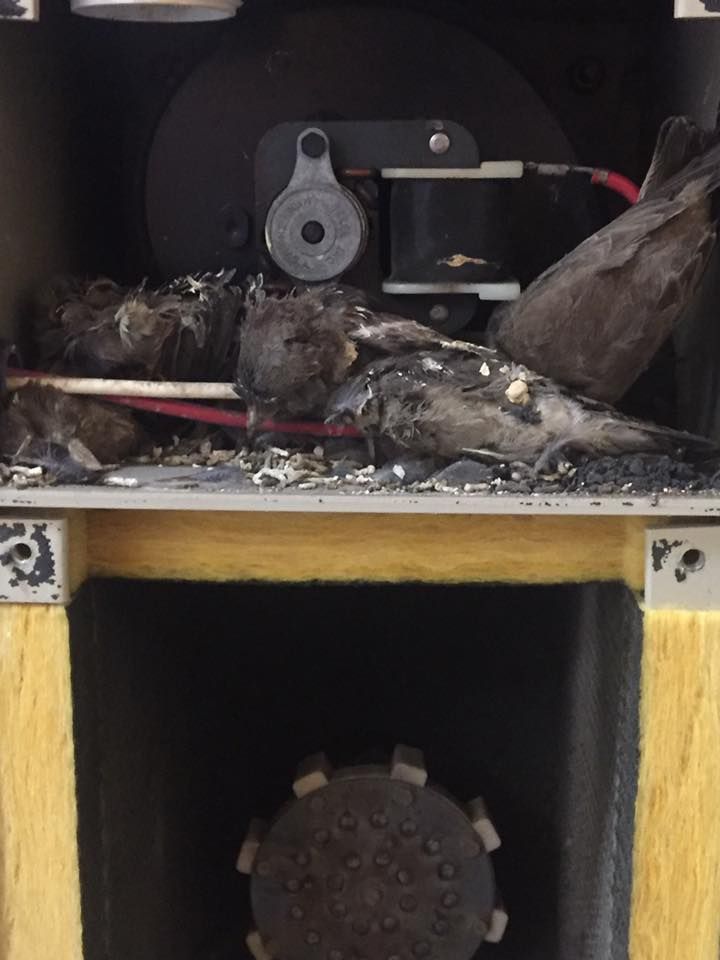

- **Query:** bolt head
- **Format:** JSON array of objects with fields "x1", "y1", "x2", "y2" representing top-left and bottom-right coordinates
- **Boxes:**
[
  {"x1": 429, "y1": 131, "x2": 451, "y2": 155},
  {"x1": 429, "y1": 304, "x2": 449, "y2": 324}
]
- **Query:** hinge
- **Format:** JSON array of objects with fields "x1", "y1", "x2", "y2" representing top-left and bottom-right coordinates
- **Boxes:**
[
  {"x1": 0, "y1": 517, "x2": 69, "y2": 604},
  {"x1": 645, "y1": 524, "x2": 720, "y2": 610}
]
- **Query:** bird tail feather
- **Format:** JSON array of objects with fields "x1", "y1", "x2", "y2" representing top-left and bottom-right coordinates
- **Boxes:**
[
  {"x1": 640, "y1": 116, "x2": 715, "y2": 200},
  {"x1": 598, "y1": 414, "x2": 718, "y2": 459}
]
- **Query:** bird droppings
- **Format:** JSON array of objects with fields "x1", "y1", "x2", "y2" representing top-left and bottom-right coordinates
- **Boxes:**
[{"x1": 504, "y1": 379, "x2": 530, "y2": 405}]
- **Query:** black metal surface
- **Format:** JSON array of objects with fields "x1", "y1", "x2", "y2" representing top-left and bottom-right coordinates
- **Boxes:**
[
  {"x1": 144, "y1": 3, "x2": 585, "y2": 287},
  {"x1": 388, "y1": 181, "x2": 514, "y2": 285},
  {"x1": 251, "y1": 774, "x2": 495, "y2": 960}
]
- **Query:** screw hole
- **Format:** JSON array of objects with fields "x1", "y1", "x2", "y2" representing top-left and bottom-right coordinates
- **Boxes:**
[
  {"x1": 302, "y1": 220, "x2": 326, "y2": 244},
  {"x1": 301, "y1": 131, "x2": 327, "y2": 159},
  {"x1": 681, "y1": 548, "x2": 705, "y2": 572},
  {"x1": 11, "y1": 542, "x2": 33, "y2": 564}
]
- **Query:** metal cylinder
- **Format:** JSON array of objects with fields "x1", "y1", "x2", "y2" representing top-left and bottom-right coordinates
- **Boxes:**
[{"x1": 70, "y1": 0, "x2": 240, "y2": 22}]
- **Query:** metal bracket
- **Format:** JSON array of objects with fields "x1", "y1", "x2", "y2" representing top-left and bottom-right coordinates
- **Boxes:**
[
  {"x1": 675, "y1": 0, "x2": 720, "y2": 17},
  {"x1": 0, "y1": 517, "x2": 69, "y2": 604},
  {"x1": 645, "y1": 524, "x2": 720, "y2": 610}
]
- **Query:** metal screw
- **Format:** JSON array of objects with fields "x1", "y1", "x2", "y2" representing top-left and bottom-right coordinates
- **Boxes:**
[
  {"x1": 438, "y1": 862, "x2": 456, "y2": 880},
  {"x1": 286, "y1": 878, "x2": 301, "y2": 893},
  {"x1": 424, "y1": 838, "x2": 441, "y2": 855},
  {"x1": 429, "y1": 132, "x2": 451, "y2": 155},
  {"x1": 290, "y1": 905, "x2": 305, "y2": 920},
  {"x1": 429, "y1": 304, "x2": 449, "y2": 324},
  {"x1": 306, "y1": 930, "x2": 322, "y2": 946}
]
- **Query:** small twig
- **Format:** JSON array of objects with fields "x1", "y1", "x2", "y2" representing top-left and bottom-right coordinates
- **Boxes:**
[{"x1": 7, "y1": 368, "x2": 237, "y2": 399}]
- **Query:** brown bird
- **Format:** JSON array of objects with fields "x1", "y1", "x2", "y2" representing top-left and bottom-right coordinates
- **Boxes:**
[
  {"x1": 36, "y1": 270, "x2": 242, "y2": 381},
  {"x1": 327, "y1": 348, "x2": 716, "y2": 470},
  {"x1": 489, "y1": 115, "x2": 720, "y2": 403},
  {"x1": 235, "y1": 284, "x2": 483, "y2": 430},
  {"x1": 0, "y1": 385, "x2": 142, "y2": 479}
]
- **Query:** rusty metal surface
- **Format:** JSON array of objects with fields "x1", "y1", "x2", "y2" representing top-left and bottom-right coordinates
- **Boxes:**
[{"x1": 251, "y1": 773, "x2": 495, "y2": 960}]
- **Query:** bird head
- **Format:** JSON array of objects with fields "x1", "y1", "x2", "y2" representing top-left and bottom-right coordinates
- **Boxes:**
[{"x1": 236, "y1": 291, "x2": 332, "y2": 435}]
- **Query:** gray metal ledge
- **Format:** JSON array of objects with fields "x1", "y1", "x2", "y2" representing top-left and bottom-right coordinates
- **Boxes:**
[{"x1": 1, "y1": 485, "x2": 720, "y2": 515}]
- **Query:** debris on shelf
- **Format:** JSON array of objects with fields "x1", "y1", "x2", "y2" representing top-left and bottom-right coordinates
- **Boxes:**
[{"x1": 91, "y1": 440, "x2": 720, "y2": 497}]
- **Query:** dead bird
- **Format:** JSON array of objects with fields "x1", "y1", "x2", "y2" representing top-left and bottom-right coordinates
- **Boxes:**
[
  {"x1": 327, "y1": 349, "x2": 716, "y2": 471},
  {"x1": 0, "y1": 384, "x2": 142, "y2": 478},
  {"x1": 490, "y1": 115, "x2": 720, "y2": 403},
  {"x1": 236, "y1": 284, "x2": 488, "y2": 430},
  {"x1": 35, "y1": 270, "x2": 242, "y2": 381}
]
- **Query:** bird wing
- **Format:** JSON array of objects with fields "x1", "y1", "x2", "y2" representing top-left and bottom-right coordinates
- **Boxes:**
[
  {"x1": 493, "y1": 190, "x2": 716, "y2": 402},
  {"x1": 492, "y1": 118, "x2": 720, "y2": 403},
  {"x1": 341, "y1": 304, "x2": 493, "y2": 359},
  {"x1": 330, "y1": 349, "x2": 716, "y2": 465}
]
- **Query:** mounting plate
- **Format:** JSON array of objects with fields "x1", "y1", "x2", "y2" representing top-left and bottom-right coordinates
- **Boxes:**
[
  {"x1": 675, "y1": 0, "x2": 720, "y2": 17},
  {"x1": 0, "y1": 517, "x2": 69, "y2": 604},
  {"x1": 645, "y1": 525, "x2": 720, "y2": 610}
]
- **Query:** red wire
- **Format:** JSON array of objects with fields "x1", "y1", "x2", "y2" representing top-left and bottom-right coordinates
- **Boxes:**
[
  {"x1": 591, "y1": 169, "x2": 640, "y2": 205},
  {"x1": 7, "y1": 368, "x2": 362, "y2": 438},
  {"x1": 108, "y1": 395, "x2": 362, "y2": 438}
]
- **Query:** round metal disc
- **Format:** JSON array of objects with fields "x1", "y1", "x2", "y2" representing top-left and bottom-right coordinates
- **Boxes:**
[
  {"x1": 266, "y1": 184, "x2": 367, "y2": 282},
  {"x1": 250, "y1": 774, "x2": 495, "y2": 960}
]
